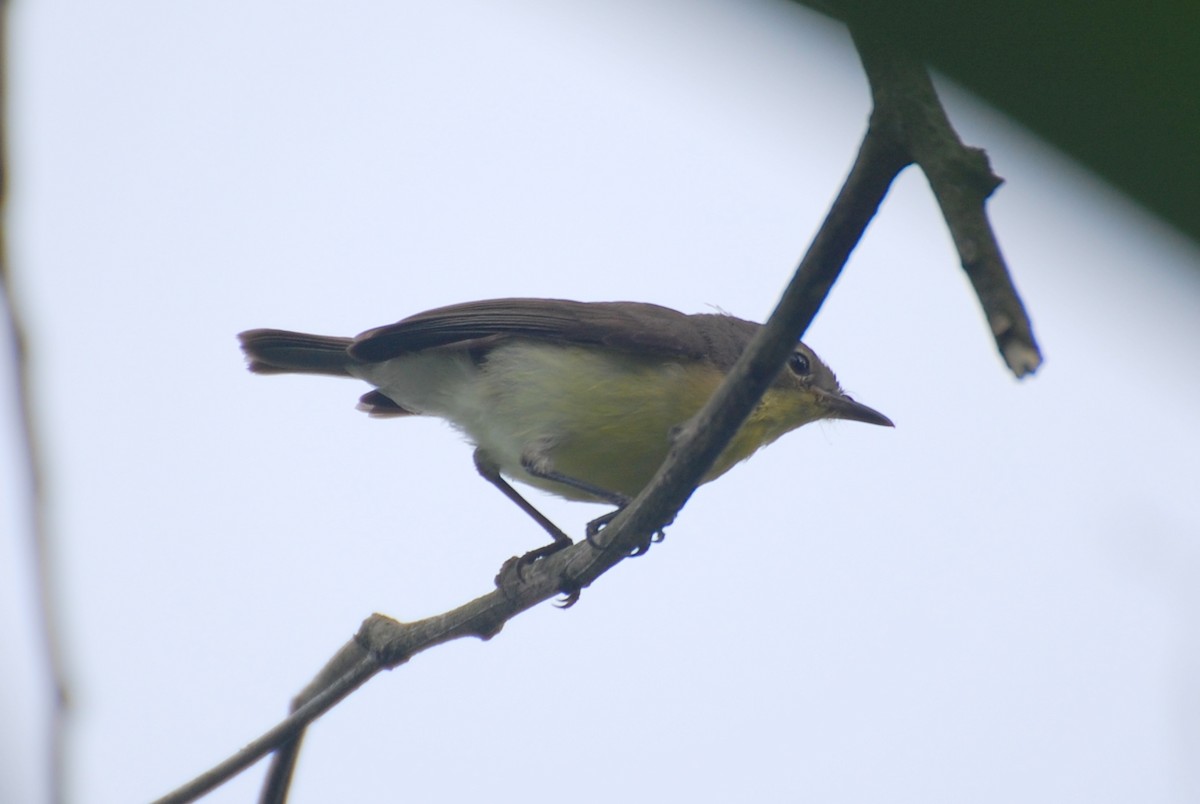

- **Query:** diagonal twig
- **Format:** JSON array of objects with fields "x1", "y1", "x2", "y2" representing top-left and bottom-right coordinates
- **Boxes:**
[
  {"x1": 0, "y1": 6, "x2": 72, "y2": 803},
  {"x1": 156, "y1": 64, "x2": 913, "y2": 804},
  {"x1": 852, "y1": 27, "x2": 1043, "y2": 377},
  {"x1": 156, "y1": 19, "x2": 1040, "y2": 803}
]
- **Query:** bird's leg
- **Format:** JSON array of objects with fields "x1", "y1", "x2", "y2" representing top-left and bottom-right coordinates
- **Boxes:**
[
  {"x1": 518, "y1": 456, "x2": 631, "y2": 508},
  {"x1": 518, "y1": 456, "x2": 661, "y2": 557},
  {"x1": 518, "y1": 453, "x2": 629, "y2": 546},
  {"x1": 478, "y1": 446, "x2": 664, "y2": 602},
  {"x1": 476, "y1": 451, "x2": 590, "y2": 606},
  {"x1": 474, "y1": 449, "x2": 574, "y2": 574}
]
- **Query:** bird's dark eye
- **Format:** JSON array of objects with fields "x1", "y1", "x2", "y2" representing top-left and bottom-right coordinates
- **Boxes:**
[{"x1": 788, "y1": 351, "x2": 810, "y2": 376}]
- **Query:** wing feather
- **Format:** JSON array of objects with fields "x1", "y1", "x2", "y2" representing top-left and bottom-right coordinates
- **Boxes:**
[{"x1": 348, "y1": 298, "x2": 712, "y2": 362}]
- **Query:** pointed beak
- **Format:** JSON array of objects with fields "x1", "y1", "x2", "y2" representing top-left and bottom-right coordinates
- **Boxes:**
[{"x1": 820, "y1": 391, "x2": 894, "y2": 428}]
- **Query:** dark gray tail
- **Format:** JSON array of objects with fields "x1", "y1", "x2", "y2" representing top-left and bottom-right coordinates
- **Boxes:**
[{"x1": 238, "y1": 329, "x2": 357, "y2": 376}]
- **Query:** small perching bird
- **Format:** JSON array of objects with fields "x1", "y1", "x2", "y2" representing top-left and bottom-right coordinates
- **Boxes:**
[{"x1": 239, "y1": 298, "x2": 892, "y2": 565}]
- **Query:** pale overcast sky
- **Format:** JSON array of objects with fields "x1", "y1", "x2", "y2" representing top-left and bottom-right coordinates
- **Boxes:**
[{"x1": 3, "y1": 2, "x2": 1200, "y2": 803}]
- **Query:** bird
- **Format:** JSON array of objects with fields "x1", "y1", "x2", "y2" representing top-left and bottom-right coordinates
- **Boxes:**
[{"x1": 239, "y1": 297, "x2": 892, "y2": 567}]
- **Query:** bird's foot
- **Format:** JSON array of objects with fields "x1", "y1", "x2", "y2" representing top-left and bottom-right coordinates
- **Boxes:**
[
  {"x1": 495, "y1": 536, "x2": 575, "y2": 598},
  {"x1": 584, "y1": 510, "x2": 667, "y2": 557}
]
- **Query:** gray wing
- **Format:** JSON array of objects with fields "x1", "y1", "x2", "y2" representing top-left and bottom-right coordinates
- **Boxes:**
[{"x1": 349, "y1": 298, "x2": 718, "y2": 362}]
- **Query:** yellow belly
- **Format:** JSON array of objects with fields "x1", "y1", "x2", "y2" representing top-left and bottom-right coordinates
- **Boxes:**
[{"x1": 471, "y1": 342, "x2": 821, "y2": 501}]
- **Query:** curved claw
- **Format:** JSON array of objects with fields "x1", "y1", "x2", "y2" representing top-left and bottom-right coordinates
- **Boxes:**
[
  {"x1": 627, "y1": 528, "x2": 667, "y2": 557},
  {"x1": 554, "y1": 577, "x2": 583, "y2": 609},
  {"x1": 584, "y1": 512, "x2": 668, "y2": 557},
  {"x1": 586, "y1": 512, "x2": 617, "y2": 537},
  {"x1": 505, "y1": 537, "x2": 574, "y2": 586},
  {"x1": 515, "y1": 553, "x2": 536, "y2": 583},
  {"x1": 554, "y1": 589, "x2": 581, "y2": 609}
]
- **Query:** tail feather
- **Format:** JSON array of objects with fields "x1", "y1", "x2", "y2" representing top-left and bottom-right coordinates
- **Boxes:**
[
  {"x1": 357, "y1": 389, "x2": 415, "y2": 417},
  {"x1": 238, "y1": 329, "x2": 356, "y2": 376}
]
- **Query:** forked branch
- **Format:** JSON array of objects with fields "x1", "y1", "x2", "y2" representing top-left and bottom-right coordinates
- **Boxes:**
[
  {"x1": 852, "y1": 28, "x2": 1042, "y2": 376},
  {"x1": 153, "y1": 20, "x2": 1039, "y2": 804}
]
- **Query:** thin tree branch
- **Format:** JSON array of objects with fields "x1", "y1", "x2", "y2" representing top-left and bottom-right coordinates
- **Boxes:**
[
  {"x1": 851, "y1": 26, "x2": 1043, "y2": 377},
  {"x1": 157, "y1": 64, "x2": 914, "y2": 804},
  {"x1": 151, "y1": 655, "x2": 379, "y2": 804},
  {"x1": 567, "y1": 118, "x2": 911, "y2": 584},
  {"x1": 0, "y1": 4, "x2": 72, "y2": 803},
  {"x1": 157, "y1": 19, "x2": 1040, "y2": 803}
]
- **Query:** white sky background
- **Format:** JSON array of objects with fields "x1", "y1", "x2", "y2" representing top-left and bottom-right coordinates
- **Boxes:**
[{"x1": 3, "y1": 1, "x2": 1200, "y2": 802}]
